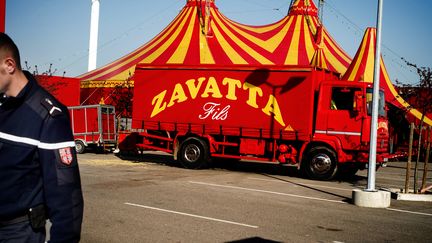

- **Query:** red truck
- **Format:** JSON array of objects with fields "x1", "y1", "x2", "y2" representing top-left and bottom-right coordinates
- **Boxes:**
[
  {"x1": 119, "y1": 65, "x2": 390, "y2": 180},
  {"x1": 69, "y1": 104, "x2": 117, "y2": 153}
]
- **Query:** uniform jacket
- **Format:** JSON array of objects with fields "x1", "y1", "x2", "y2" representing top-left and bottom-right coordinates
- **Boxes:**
[{"x1": 0, "y1": 71, "x2": 84, "y2": 242}]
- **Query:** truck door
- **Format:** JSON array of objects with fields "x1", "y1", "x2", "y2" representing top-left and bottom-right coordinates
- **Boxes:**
[
  {"x1": 100, "y1": 106, "x2": 116, "y2": 142},
  {"x1": 326, "y1": 87, "x2": 363, "y2": 150}
]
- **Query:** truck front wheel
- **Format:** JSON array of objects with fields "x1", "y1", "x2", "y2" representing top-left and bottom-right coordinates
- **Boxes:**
[
  {"x1": 178, "y1": 137, "x2": 210, "y2": 169},
  {"x1": 302, "y1": 146, "x2": 338, "y2": 180}
]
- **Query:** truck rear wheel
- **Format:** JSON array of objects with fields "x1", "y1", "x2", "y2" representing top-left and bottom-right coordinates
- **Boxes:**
[
  {"x1": 302, "y1": 146, "x2": 338, "y2": 180},
  {"x1": 178, "y1": 137, "x2": 210, "y2": 169},
  {"x1": 75, "y1": 140, "x2": 86, "y2": 154}
]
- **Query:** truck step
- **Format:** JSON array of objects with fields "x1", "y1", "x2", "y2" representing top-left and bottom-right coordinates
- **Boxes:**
[
  {"x1": 213, "y1": 141, "x2": 239, "y2": 147},
  {"x1": 136, "y1": 143, "x2": 173, "y2": 153},
  {"x1": 139, "y1": 132, "x2": 173, "y2": 142}
]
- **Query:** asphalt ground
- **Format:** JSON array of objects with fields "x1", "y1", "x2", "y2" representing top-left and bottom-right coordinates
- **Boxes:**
[{"x1": 74, "y1": 152, "x2": 432, "y2": 243}]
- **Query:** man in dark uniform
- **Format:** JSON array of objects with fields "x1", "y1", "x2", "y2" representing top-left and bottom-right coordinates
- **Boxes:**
[{"x1": 0, "y1": 33, "x2": 84, "y2": 242}]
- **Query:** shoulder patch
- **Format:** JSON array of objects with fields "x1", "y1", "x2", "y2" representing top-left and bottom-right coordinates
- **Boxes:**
[
  {"x1": 41, "y1": 98, "x2": 63, "y2": 117},
  {"x1": 58, "y1": 147, "x2": 74, "y2": 166}
]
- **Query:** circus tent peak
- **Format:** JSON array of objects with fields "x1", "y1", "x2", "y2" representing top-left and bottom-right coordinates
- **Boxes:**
[
  {"x1": 289, "y1": 0, "x2": 319, "y2": 17},
  {"x1": 343, "y1": 27, "x2": 432, "y2": 126},
  {"x1": 78, "y1": 0, "x2": 351, "y2": 85},
  {"x1": 342, "y1": 27, "x2": 378, "y2": 83}
]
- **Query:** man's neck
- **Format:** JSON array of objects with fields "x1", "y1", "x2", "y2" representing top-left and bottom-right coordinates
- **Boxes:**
[{"x1": 6, "y1": 71, "x2": 28, "y2": 97}]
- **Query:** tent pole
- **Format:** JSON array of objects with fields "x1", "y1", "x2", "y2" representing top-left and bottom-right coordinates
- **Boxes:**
[
  {"x1": 288, "y1": 0, "x2": 295, "y2": 15},
  {"x1": 318, "y1": 0, "x2": 325, "y2": 24}
]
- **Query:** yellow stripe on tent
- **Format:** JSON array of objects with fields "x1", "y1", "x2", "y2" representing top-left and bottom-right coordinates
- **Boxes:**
[
  {"x1": 323, "y1": 31, "x2": 351, "y2": 64},
  {"x1": 213, "y1": 9, "x2": 293, "y2": 53},
  {"x1": 200, "y1": 21, "x2": 215, "y2": 64},
  {"x1": 82, "y1": 8, "x2": 190, "y2": 81},
  {"x1": 347, "y1": 33, "x2": 369, "y2": 81},
  {"x1": 212, "y1": 23, "x2": 247, "y2": 64},
  {"x1": 221, "y1": 14, "x2": 288, "y2": 34},
  {"x1": 213, "y1": 12, "x2": 274, "y2": 64},
  {"x1": 141, "y1": 9, "x2": 193, "y2": 63},
  {"x1": 285, "y1": 16, "x2": 302, "y2": 65},
  {"x1": 381, "y1": 60, "x2": 432, "y2": 125},
  {"x1": 363, "y1": 31, "x2": 376, "y2": 82},
  {"x1": 167, "y1": 10, "x2": 197, "y2": 64},
  {"x1": 303, "y1": 19, "x2": 316, "y2": 61}
]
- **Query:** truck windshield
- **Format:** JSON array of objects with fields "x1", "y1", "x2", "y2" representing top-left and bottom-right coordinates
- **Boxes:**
[{"x1": 366, "y1": 89, "x2": 386, "y2": 117}]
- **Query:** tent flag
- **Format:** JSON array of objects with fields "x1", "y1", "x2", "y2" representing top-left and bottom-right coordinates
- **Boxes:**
[
  {"x1": 343, "y1": 27, "x2": 432, "y2": 126},
  {"x1": 78, "y1": 0, "x2": 351, "y2": 94}
]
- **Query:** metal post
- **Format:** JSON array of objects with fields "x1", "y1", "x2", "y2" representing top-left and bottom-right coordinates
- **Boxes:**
[
  {"x1": 366, "y1": 0, "x2": 384, "y2": 192},
  {"x1": 404, "y1": 123, "x2": 415, "y2": 193}
]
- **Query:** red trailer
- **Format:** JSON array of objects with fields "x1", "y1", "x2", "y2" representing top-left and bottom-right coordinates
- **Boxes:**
[
  {"x1": 69, "y1": 104, "x2": 117, "y2": 153},
  {"x1": 120, "y1": 65, "x2": 391, "y2": 180}
]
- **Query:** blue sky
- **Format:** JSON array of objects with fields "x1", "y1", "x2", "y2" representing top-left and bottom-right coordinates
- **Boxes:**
[{"x1": 6, "y1": 0, "x2": 432, "y2": 85}]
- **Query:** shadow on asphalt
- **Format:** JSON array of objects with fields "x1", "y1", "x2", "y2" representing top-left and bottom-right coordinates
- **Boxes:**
[
  {"x1": 261, "y1": 174, "x2": 352, "y2": 202},
  {"x1": 115, "y1": 152, "x2": 375, "y2": 202},
  {"x1": 386, "y1": 163, "x2": 429, "y2": 172},
  {"x1": 115, "y1": 151, "x2": 177, "y2": 167},
  {"x1": 226, "y1": 237, "x2": 282, "y2": 243}
]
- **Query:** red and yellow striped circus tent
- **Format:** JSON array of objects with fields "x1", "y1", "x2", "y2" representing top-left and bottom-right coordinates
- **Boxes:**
[
  {"x1": 343, "y1": 27, "x2": 432, "y2": 126},
  {"x1": 78, "y1": 0, "x2": 352, "y2": 104}
]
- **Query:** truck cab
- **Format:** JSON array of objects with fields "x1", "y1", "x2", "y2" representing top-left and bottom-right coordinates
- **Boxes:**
[{"x1": 306, "y1": 81, "x2": 389, "y2": 179}]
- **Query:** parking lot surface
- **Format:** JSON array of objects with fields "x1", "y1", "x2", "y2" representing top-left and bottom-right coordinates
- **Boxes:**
[{"x1": 77, "y1": 153, "x2": 432, "y2": 243}]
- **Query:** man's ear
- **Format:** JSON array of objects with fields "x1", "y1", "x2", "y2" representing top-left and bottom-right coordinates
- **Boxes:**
[{"x1": 4, "y1": 57, "x2": 16, "y2": 74}]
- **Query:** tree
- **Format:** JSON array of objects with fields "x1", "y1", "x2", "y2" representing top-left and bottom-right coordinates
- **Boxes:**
[
  {"x1": 109, "y1": 77, "x2": 134, "y2": 118},
  {"x1": 398, "y1": 58, "x2": 432, "y2": 193},
  {"x1": 24, "y1": 62, "x2": 67, "y2": 94}
]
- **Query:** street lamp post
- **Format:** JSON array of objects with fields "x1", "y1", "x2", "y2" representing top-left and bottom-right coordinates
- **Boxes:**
[
  {"x1": 352, "y1": 0, "x2": 391, "y2": 208},
  {"x1": 366, "y1": 0, "x2": 384, "y2": 192}
]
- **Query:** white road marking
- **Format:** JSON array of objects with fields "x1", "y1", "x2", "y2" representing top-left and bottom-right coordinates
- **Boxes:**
[
  {"x1": 124, "y1": 202, "x2": 259, "y2": 229},
  {"x1": 189, "y1": 181, "x2": 348, "y2": 204},
  {"x1": 248, "y1": 177, "x2": 355, "y2": 191},
  {"x1": 386, "y1": 208, "x2": 432, "y2": 217}
]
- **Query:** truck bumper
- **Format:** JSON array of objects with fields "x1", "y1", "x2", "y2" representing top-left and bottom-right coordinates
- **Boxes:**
[{"x1": 352, "y1": 152, "x2": 394, "y2": 164}]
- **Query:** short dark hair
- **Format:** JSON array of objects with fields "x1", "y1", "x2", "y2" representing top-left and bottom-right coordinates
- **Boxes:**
[{"x1": 0, "y1": 33, "x2": 21, "y2": 70}]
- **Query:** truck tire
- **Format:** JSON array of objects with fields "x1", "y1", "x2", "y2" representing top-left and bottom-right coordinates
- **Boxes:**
[
  {"x1": 302, "y1": 146, "x2": 338, "y2": 180},
  {"x1": 178, "y1": 137, "x2": 209, "y2": 169},
  {"x1": 75, "y1": 140, "x2": 86, "y2": 154}
]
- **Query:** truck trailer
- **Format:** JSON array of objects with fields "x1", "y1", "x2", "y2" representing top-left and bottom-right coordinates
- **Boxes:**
[
  {"x1": 119, "y1": 65, "x2": 390, "y2": 180},
  {"x1": 69, "y1": 104, "x2": 117, "y2": 153}
]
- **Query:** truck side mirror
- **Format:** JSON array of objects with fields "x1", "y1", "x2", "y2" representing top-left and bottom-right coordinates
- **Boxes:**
[{"x1": 354, "y1": 91, "x2": 364, "y2": 114}]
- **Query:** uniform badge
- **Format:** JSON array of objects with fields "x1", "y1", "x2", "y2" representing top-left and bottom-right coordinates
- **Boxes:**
[
  {"x1": 41, "y1": 98, "x2": 62, "y2": 117},
  {"x1": 59, "y1": 147, "x2": 73, "y2": 165}
]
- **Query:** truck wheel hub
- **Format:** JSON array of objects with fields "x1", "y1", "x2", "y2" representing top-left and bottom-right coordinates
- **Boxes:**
[
  {"x1": 311, "y1": 154, "x2": 332, "y2": 174},
  {"x1": 75, "y1": 143, "x2": 83, "y2": 152},
  {"x1": 184, "y1": 144, "x2": 200, "y2": 162}
]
